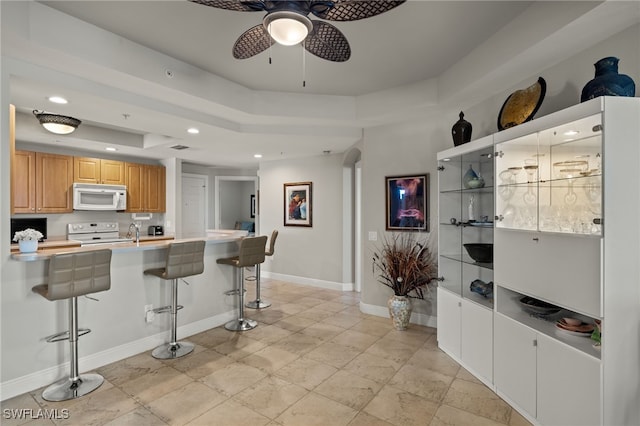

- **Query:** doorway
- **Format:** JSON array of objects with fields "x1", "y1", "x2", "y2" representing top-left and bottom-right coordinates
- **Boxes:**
[
  {"x1": 181, "y1": 173, "x2": 208, "y2": 238},
  {"x1": 214, "y1": 176, "x2": 259, "y2": 232}
]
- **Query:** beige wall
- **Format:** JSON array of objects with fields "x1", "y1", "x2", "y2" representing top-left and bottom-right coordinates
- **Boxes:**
[{"x1": 259, "y1": 154, "x2": 345, "y2": 285}]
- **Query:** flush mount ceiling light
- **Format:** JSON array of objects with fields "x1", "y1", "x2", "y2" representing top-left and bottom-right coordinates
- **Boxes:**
[
  {"x1": 33, "y1": 110, "x2": 81, "y2": 135},
  {"x1": 48, "y1": 96, "x2": 68, "y2": 104},
  {"x1": 263, "y1": 11, "x2": 312, "y2": 46}
]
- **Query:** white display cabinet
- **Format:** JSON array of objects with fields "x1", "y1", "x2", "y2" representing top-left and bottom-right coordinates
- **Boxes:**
[
  {"x1": 436, "y1": 97, "x2": 639, "y2": 426},
  {"x1": 437, "y1": 136, "x2": 495, "y2": 386},
  {"x1": 492, "y1": 97, "x2": 640, "y2": 426}
]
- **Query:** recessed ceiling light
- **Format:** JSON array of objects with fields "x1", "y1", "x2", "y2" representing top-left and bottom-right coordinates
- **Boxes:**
[
  {"x1": 563, "y1": 130, "x2": 579, "y2": 136},
  {"x1": 187, "y1": 127, "x2": 199, "y2": 134},
  {"x1": 254, "y1": 154, "x2": 263, "y2": 158},
  {"x1": 442, "y1": 158, "x2": 451, "y2": 162},
  {"x1": 105, "y1": 147, "x2": 117, "y2": 152},
  {"x1": 48, "y1": 96, "x2": 68, "y2": 104}
]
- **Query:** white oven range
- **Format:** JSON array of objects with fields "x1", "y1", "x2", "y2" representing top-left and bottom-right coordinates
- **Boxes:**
[{"x1": 67, "y1": 222, "x2": 132, "y2": 246}]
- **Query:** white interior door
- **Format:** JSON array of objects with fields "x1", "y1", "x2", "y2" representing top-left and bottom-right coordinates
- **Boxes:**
[{"x1": 182, "y1": 174, "x2": 207, "y2": 237}]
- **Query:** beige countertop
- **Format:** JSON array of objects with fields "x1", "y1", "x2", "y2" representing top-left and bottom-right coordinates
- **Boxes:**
[{"x1": 9, "y1": 234, "x2": 242, "y2": 261}]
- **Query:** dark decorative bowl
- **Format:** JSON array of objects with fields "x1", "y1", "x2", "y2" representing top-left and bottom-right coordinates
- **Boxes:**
[
  {"x1": 519, "y1": 296, "x2": 562, "y2": 316},
  {"x1": 463, "y1": 243, "x2": 493, "y2": 263}
]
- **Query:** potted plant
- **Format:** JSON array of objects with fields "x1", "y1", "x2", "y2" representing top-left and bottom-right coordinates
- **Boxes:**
[
  {"x1": 13, "y1": 228, "x2": 43, "y2": 253},
  {"x1": 372, "y1": 232, "x2": 438, "y2": 330}
]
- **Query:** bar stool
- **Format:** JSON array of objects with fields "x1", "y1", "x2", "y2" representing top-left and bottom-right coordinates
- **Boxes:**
[
  {"x1": 246, "y1": 230, "x2": 278, "y2": 309},
  {"x1": 144, "y1": 240, "x2": 206, "y2": 359},
  {"x1": 32, "y1": 249, "x2": 112, "y2": 402},
  {"x1": 217, "y1": 235, "x2": 268, "y2": 331}
]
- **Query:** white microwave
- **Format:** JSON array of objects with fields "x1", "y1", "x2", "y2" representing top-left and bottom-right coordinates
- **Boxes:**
[{"x1": 73, "y1": 183, "x2": 127, "y2": 211}]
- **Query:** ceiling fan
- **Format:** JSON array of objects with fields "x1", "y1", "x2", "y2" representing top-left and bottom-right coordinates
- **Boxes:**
[{"x1": 188, "y1": 0, "x2": 406, "y2": 62}]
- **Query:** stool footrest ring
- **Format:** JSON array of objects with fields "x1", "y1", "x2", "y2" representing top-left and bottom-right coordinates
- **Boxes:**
[
  {"x1": 153, "y1": 305, "x2": 183, "y2": 314},
  {"x1": 45, "y1": 328, "x2": 91, "y2": 343}
]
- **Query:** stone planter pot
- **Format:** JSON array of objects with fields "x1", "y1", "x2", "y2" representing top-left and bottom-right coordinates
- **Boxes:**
[
  {"x1": 18, "y1": 240, "x2": 38, "y2": 253},
  {"x1": 387, "y1": 295, "x2": 412, "y2": 330}
]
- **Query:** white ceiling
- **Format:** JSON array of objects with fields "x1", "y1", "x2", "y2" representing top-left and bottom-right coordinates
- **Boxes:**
[
  {"x1": 38, "y1": 0, "x2": 531, "y2": 96},
  {"x1": 4, "y1": 1, "x2": 637, "y2": 168}
]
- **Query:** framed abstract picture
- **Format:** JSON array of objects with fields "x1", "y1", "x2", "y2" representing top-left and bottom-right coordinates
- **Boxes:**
[
  {"x1": 284, "y1": 182, "x2": 312, "y2": 227},
  {"x1": 386, "y1": 174, "x2": 429, "y2": 231}
]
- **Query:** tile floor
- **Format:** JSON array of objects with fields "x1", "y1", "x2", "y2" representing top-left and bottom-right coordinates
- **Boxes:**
[{"x1": 2, "y1": 279, "x2": 532, "y2": 426}]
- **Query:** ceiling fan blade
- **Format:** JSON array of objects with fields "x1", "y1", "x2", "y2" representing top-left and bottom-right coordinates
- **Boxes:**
[
  {"x1": 233, "y1": 24, "x2": 275, "y2": 59},
  {"x1": 188, "y1": 0, "x2": 266, "y2": 12},
  {"x1": 304, "y1": 21, "x2": 350, "y2": 62},
  {"x1": 310, "y1": 0, "x2": 405, "y2": 21}
]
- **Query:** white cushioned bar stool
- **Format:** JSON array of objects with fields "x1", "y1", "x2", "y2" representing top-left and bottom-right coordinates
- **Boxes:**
[
  {"x1": 246, "y1": 230, "x2": 278, "y2": 309},
  {"x1": 144, "y1": 240, "x2": 205, "y2": 359},
  {"x1": 217, "y1": 235, "x2": 267, "y2": 331},
  {"x1": 32, "y1": 249, "x2": 112, "y2": 402}
]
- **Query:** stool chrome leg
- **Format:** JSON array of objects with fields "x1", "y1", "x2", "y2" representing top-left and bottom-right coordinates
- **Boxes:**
[
  {"x1": 225, "y1": 267, "x2": 257, "y2": 331},
  {"x1": 246, "y1": 264, "x2": 271, "y2": 309},
  {"x1": 42, "y1": 297, "x2": 104, "y2": 402},
  {"x1": 152, "y1": 279, "x2": 194, "y2": 359}
]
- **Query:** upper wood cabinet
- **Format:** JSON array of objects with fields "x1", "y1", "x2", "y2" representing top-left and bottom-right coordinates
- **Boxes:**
[
  {"x1": 125, "y1": 162, "x2": 166, "y2": 213},
  {"x1": 12, "y1": 150, "x2": 74, "y2": 214},
  {"x1": 74, "y1": 157, "x2": 125, "y2": 185},
  {"x1": 145, "y1": 164, "x2": 166, "y2": 213},
  {"x1": 12, "y1": 150, "x2": 36, "y2": 214}
]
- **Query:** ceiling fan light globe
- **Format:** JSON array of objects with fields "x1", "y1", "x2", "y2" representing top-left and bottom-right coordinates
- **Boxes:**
[
  {"x1": 264, "y1": 11, "x2": 312, "y2": 46},
  {"x1": 33, "y1": 110, "x2": 81, "y2": 135},
  {"x1": 42, "y1": 122, "x2": 76, "y2": 135}
]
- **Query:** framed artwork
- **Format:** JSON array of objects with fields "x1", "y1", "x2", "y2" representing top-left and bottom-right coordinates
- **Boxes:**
[
  {"x1": 284, "y1": 182, "x2": 312, "y2": 227},
  {"x1": 386, "y1": 174, "x2": 429, "y2": 231},
  {"x1": 250, "y1": 194, "x2": 256, "y2": 218}
]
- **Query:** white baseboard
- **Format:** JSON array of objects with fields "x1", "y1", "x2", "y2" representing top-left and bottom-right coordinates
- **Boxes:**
[
  {"x1": 0, "y1": 310, "x2": 236, "y2": 401},
  {"x1": 261, "y1": 271, "x2": 354, "y2": 292},
  {"x1": 359, "y1": 301, "x2": 437, "y2": 328}
]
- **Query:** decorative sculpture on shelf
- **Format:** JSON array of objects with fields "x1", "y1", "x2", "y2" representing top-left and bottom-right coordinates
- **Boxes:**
[
  {"x1": 581, "y1": 56, "x2": 636, "y2": 102},
  {"x1": 451, "y1": 111, "x2": 472, "y2": 146},
  {"x1": 497, "y1": 77, "x2": 546, "y2": 131}
]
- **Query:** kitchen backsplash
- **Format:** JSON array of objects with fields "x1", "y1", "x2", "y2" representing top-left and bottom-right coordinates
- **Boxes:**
[{"x1": 10, "y1": 211, "x2": 166, "y2": 240}]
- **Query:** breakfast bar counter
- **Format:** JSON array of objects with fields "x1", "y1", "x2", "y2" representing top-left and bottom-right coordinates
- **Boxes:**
[
  {"x1": 1, "y1": 234, "x2": 245, "y2": 399},
  {"x1": 10, "y1": 234, "x2": 234, "y2": 261}
]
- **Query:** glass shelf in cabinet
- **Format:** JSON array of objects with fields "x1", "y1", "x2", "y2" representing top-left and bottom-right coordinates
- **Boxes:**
[
  {"x1": 497, "y1": 173, "x2": 601, "y2": 189},
  {"x1": 440, "y1": 187, "x2": 494, "y2": 194},
  {"x1": 439, "y1": 221, "x2": 494, "y2": 228},
  {"x1": 439, "y1": 253, "x2": 494, "y2": 270},
  {"x1": 463, "y1": 292, "x2": 494, "y2": 310}
]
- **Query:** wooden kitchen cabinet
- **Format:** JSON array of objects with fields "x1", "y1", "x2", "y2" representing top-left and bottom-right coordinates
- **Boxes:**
[
  {"x1": 74, "y1": 157, "x2": 125, "y2": 185},
  {"x1": 12, "y1": 150, "x2": 36, "y2": 213},
  {"x1": 12, "y1": 150, "x2": 74, "y2": 214},
  {"x1": 145, "y1": 164, "x2": 165, "y2": 213},
  {"x1": 125, "y1": 162, "x2": 165, "y2": 213}
]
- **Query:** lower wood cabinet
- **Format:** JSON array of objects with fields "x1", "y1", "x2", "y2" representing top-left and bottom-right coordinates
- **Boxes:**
[{"x1": 494, "y1": 314, "x2": 601, "y2": 425}]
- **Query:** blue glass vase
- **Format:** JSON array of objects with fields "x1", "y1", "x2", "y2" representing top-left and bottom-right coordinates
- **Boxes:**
[{"x1": 581, "y1": 57, "x2": 635, "y2": 102}]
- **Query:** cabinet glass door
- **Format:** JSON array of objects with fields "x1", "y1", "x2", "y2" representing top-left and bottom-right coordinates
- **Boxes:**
[
  {"x1": 495, "y1": 133, "x2": 539, "y2": 231},
  {"x1": 539, "y1": 114, "x2": 602, "y2": 235},
  {"x1": 438, "y1": 156, "x2": 463, "y2": 295},
  {"x1": 495, "y1": 114, "x2": 602, "y2": 236}
]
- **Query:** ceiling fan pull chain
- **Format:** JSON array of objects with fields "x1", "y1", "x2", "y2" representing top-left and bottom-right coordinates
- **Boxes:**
[
  {"x1": 268, "y1": 28, "x2": 272, "y2": 64},
  {"x1": 302, "y1": 45, "x2": 306, "y2": 88}
]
